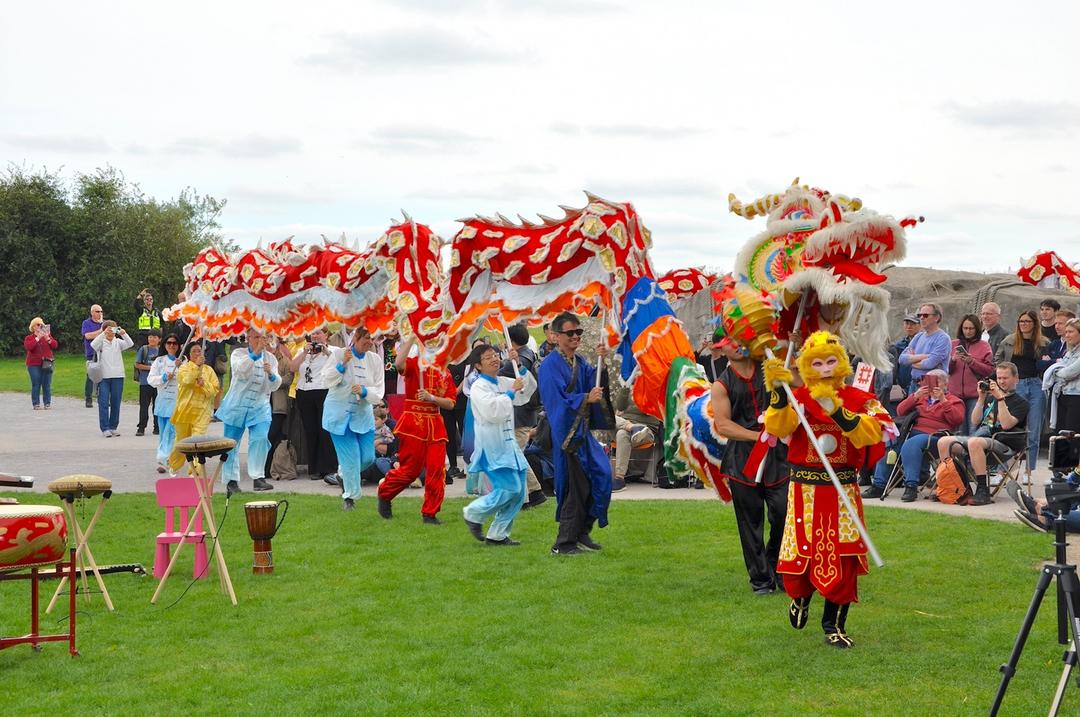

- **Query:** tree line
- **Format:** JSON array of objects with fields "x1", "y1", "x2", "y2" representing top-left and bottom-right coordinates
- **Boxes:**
[{"x1": 0, "y1": 166, "x2": 231, "y2": 356}]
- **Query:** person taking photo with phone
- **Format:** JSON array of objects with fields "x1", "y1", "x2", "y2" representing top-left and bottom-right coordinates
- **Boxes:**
[
  {"x1": 24, "y1": 317, "x2": 58, "y2": 410},
  {"x1": 948, "y1": 313, "x2": 994, "y2": 435}
]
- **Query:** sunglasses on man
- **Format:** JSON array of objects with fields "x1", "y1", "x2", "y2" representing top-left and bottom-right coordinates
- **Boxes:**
[
  {"x1": 916, "y1": 313, "x2": 936, "y2": 319},
  {"x1": 559, "y1": 328, "x2": 584, "y2": 337}
]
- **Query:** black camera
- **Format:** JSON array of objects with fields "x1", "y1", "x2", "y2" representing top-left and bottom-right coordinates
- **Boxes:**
[
  {"x1": 1049, "y1": 431, "x2": 1080, "y2": 474},
  {"x1": 978, "y1": 380, "x2": 991, "y2": 392},
  {"x1": 311, "y1": 344, "x2": 323, "y2": 354}
]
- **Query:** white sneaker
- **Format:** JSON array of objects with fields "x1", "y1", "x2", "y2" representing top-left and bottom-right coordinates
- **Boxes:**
[
  {"x1": 110, "y1": 429, "x2": 121, "y2": 437},
  {"x1": 103, "y1": 431, "x2": 112, "y2": 438},
  {"x1": 989, "y1": 475, "x2": 1004, "y2": 488}
]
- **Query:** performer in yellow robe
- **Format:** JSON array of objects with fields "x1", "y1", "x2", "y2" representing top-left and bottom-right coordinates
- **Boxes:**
[{"x1": 168, "y1": 343, "x2": 220, "y2": 475}]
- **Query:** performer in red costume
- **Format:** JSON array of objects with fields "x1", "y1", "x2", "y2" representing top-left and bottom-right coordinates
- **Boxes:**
[
  {"x1": 762, "y1": 331, "x2": 893, "y2": 649},
  {"x1": 376, "y1": 335, "x2": 458, "y2": 524}
]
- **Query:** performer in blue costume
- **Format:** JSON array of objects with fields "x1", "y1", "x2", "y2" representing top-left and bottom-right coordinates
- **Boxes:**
[
  {"x1": 147, "y1": 333, "x2": 182, "y2": 475},
  {"x1": 462, "y1": 343, "x2": 537, "y2": 546},
  {"x1": 322, "y1": 328, "x2": 385, "y2": 511},
  {"x1": 538, "y1": 312, "x2": 613, "y2": 555},
  {"x1": 215, "y1": 328, "x2": 282, "y2": 496}
]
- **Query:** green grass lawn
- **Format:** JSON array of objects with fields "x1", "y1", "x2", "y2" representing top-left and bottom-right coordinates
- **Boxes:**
[
  {"x1": 0, "y1": 352, "x2": 232, "y2": 404},
  {"x1": 0, "y1": 496, "x2": 1069, "y2": 716},
  {"x1": 1, "y1": 353, "x2": 142, "y2": 403}
]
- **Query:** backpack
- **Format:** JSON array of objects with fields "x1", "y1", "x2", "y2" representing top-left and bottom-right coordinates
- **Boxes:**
[
  {"x1": 934, "y1": 457, "x2": 971, "y2": 505},
  {"x1": 270, "y1": 439, "x2": 298, "y2": 481}
]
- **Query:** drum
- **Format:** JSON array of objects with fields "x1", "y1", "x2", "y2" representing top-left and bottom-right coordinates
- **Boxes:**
[
  {"x1": 176, "y1": 435, "x2": 236, "y2": 460},
  {"x1": 244, "y1": 500, "x2": 288, "y2": 575},
  {"x1": 48, "y1": 475, "x2": 112, "y2": 500},
  {"x1": 0, "y1": 504, "x2": 67, "y2": 573}
]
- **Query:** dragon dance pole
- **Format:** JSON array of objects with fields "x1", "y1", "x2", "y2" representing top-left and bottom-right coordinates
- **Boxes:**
[
  {"x1": 755, "y1": 292, "x2": 809, "y2": 484},
  {"x1": 764, "y1": 345, "x2": 884, "y2": 567},
  {"x1": 502, "y1": 325, "x2": 520, "y2": 377}
]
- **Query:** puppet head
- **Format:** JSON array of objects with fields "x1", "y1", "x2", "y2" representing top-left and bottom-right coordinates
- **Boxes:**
[{"x1": 796, "y1": 330, "x2": 851, "y2": 387}]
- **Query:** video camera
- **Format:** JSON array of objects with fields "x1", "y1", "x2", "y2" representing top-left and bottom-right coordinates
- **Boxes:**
[{"x1": 1049, "y1": 430, "x2": 1080, "y2": 474}]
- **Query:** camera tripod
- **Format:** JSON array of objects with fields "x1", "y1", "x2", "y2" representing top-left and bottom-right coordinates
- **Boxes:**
[{"x1": 990, "y1": 509, "x2": 1080, "y2": 716}]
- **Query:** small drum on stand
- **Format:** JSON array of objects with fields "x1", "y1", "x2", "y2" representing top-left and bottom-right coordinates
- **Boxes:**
[
  {"x1": 46, "y1": 475, "x2": 114, "y2": 613},
  {"x1": 0, "y1": 504, "x2": 78, "y2": 656},
  {"x1": 244, "y1": 500, "x2": 288, "y2": 574}
]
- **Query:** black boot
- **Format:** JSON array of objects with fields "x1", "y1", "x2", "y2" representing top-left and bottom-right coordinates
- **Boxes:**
[
  {"x1": 822, "y1": 600, "x2": 854, "y2": 648},
  {"x1": 788, "y1": 595, "x2": 811, "y2": 630}
]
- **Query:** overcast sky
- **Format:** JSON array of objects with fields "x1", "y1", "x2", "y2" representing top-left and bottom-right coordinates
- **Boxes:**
[{"x1": 3, "y1": 1, "x2": 1078, "y2": 274}]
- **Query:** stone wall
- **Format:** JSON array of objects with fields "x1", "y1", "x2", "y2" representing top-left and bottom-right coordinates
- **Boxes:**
[{"x1": 671, "y1": 267, "x2": 1080, "y2": 345}]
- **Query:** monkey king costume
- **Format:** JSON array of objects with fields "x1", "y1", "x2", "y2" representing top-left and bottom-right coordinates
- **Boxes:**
[{"x1": 762, "y1": 331, "x2": 893, "y2": 648}]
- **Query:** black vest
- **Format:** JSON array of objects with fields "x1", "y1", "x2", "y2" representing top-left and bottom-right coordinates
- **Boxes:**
[{"x1": 718, "y1": 363, "x2": 788, "y2": 487}]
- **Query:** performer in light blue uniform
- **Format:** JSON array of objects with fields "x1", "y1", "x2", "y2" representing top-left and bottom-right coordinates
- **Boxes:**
[
  {"x1": 215, "y1": 329, "x2": 281, "y2": 495},
  {"x1": 147, "y1": 333, "x2": 182, "y2": 474},
  {"x1": 322, "y1": 328, "x2": 385, "y2": 510},
  {"x1": 462, "y1": 343, "x2": 537, "y2": 546}
]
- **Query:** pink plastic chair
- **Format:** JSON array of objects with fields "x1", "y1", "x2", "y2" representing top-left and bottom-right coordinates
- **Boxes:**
[{"x1": 153, "y1": 478, "x2": 208, "y2": 580}]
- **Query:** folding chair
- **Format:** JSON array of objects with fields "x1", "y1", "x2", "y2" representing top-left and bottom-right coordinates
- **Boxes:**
[
  {"x1": 883, "y1": 429, "x2": 949, "y2": 499},
  {"x1": 986, "y1": 430, "x2": 1029, "y2": 496}
]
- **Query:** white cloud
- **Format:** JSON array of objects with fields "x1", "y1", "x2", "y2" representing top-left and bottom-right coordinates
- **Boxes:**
[
  {"x1": 7, "y1": 134, "x2": 111, "y2": 153},
  {"x1": 358, "y1": 125, "x2": 489, "y2": 155},
  {"x1": 300, "y1": 27, "x2": 528, "y2": 71},
  {"x1": 942, "y1": 100, "x2": 1080, "y2": 134}
]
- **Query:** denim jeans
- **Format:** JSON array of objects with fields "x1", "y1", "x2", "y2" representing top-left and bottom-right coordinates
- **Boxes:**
[
  {"x1": 1015, "y1": 378, "x2": 1046, "y2": 468},
  {"x1": 97, "y1": 377, "x2": 124, "y2": 432},
  {"x1": 960, "y1": 397, "x2": 979, "y2": 436},
  {"x1": 28, "y1": 365, "x2": 53, "y2": 407},
  {"x1": 873, "y1": 431, "x2": 933, "y2": 488}
]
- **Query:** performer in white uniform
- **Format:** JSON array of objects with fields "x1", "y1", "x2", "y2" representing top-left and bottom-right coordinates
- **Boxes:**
[
  {"x1": 322, "y1": 328, "x2": 386, "y2": 510},
  {"x1": 462, "y1": 343, "x2": 537, "y2": 545},
  {"x1": 215, "y1": 329, "x2": 282, "y2": 495},
  {"x1": 147, "y1": 333, "x2": 182, "y2": 474}
]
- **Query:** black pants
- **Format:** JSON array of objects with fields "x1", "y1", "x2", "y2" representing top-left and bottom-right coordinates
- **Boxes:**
[
  {"x1": 137, "y1": 384, "x2": 159, "y2": 432},
  {"x1": 85, "y1": 372, "x2": 94, "y2": 402},
  {"x1": 265, "y1": 412, "x2": 288, "y2": 479},
  {"x1": 452, "y1": 394, "x2": 468, "y2": 457},
  {"x1": 555, "y1": 455, "x2": 596, "y2": 550},
  {"x1": 295, "y1": 389, "x2": 338, "y2": 476},
  {"x1": 729, "y1": 479, "x2": 789, "y2": 591},
  {"x1": 442, "y1": 407, "x2": 460, "y2": 472}
]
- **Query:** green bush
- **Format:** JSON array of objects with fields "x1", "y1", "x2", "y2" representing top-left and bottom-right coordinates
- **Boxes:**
[{"x1": 0, "y1": 166, "x2": 226, "y2": 356}]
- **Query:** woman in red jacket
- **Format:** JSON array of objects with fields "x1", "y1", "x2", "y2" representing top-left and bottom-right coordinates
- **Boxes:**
[
  {"x1": 24, "y1": 317, "x2": 58, "y2": 410},
  {"x1": 865, "y1": 369, "x2": 965, "y2": 501},
  {"x1": 948, "y1": 313, "x2": 994, "y2": 435}
]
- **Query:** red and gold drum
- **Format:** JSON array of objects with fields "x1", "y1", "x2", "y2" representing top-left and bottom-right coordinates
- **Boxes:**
[{"x1": 0, "y1": 504, "x2": 67, "y2": 573}]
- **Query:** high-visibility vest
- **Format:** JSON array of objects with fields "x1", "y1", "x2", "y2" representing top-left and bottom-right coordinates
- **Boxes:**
[{"x1": 137, "y1": 310, "x2": 161, "y2": 332}]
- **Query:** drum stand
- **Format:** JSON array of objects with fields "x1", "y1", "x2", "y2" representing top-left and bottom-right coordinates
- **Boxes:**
[
  {"x1": 990, "y1": 510, "x2": 1080, "y2": 716},
  {"x1": 46, "y1": 489, "x2": 114, "y2": 613},
  {"x1": 150, "y1": 453, "x2": 237, "y2": 606},
  {"x1": 0, "y1": 548, "x2": 78, "y2": 657}
]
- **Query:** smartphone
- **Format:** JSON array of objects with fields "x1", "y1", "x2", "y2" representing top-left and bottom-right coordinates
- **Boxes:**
[
  {"x1": 42, "y1": 324, "x2": 51, "y2": 335},
  {"x1": 924, "y1": 374, "x2": 939, "y2": 391},
  {"x1": 955, "y1": 345, "x2": 968, "y2": 356}
]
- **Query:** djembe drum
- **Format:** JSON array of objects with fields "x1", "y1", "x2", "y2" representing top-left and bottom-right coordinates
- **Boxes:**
[
  {"x1": 244, "y1": 500, "x2": 288, "y2": 575},
  {"x1": 151, "y1": 435, "x2": 238, "y2": 606},
  {"x1": 46, "y1": 475, "x2": 113, "y2": 612}
]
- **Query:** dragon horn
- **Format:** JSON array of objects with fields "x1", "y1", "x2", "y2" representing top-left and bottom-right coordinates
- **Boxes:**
[
  {"x1": 517, "y1": 213, "x2": 536, "y2": 227},
  {"x1": 559, "y1": 205, "x2": 577, "y2": 217},
  {"x1": 791, "y1": 177, "x2": 800, "y2": 186},
  {"x1": 401, "y1": 209, "x2": 412, "y2": 222},
  {"x1": 496, "y1": 213, "x2": 512, "y2": 226},
  {"x1": 583, "y1": 189, "x2": 601, "y2": 203},
  {"x1": 537, "y1": 214, "x2": 558, "y2": 224},
  {"x1": 728, "y1": 192, "x2": 781, "y2": 220}
]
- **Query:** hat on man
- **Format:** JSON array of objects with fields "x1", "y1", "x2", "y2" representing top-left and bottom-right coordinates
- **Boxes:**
[{"x1": 902, "y1": 314, "x2": 918, "y2": 324}]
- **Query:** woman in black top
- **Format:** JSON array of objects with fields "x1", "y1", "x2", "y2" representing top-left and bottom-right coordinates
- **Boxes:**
[{"x1": 994, "y1": 310, "x2": 1051, "y2": 469}]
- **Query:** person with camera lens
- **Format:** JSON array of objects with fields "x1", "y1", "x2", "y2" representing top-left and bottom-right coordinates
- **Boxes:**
[
  {"x1": 289, "y1": 327, "x2": 340, "y2": 486},
  {"x1": 936, "y1": 362, "x2": 1029, "y2": 506},
  {"x1": 90, "y1": 320, "x2": 134, "y2": 437}
]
